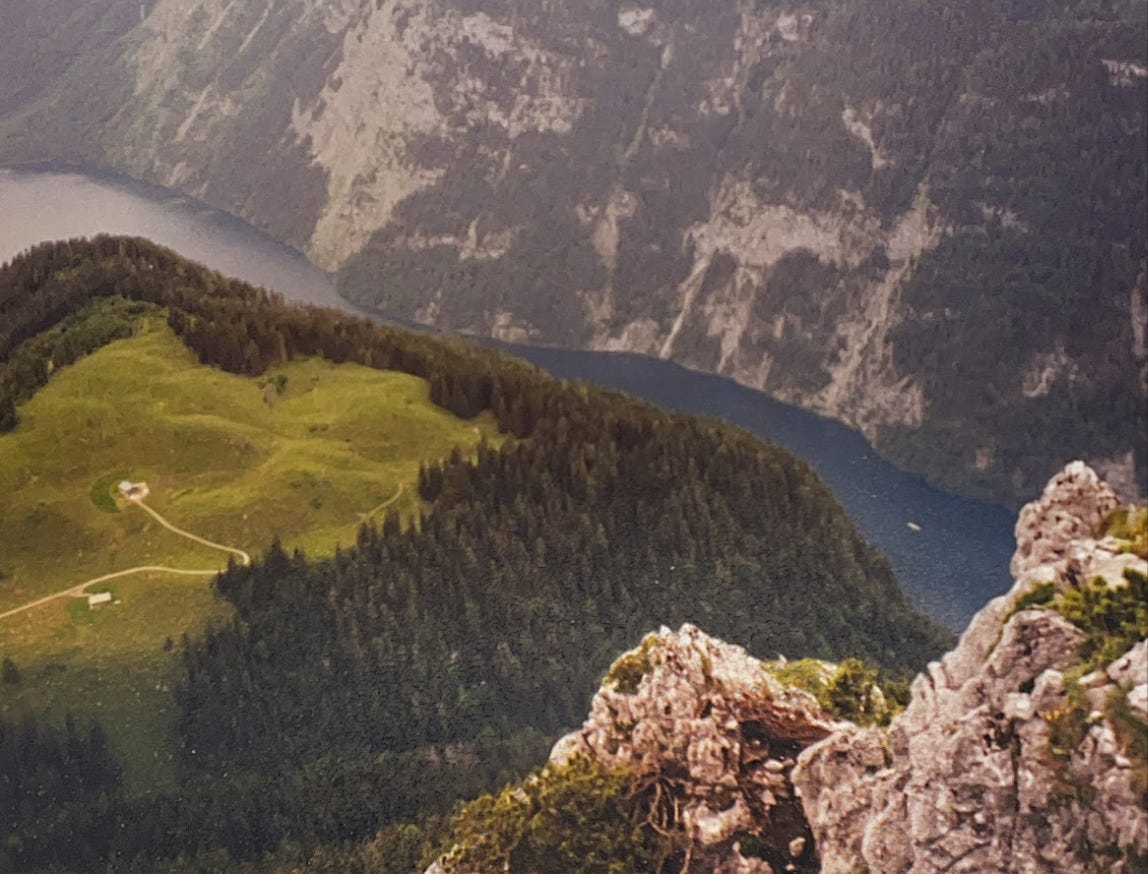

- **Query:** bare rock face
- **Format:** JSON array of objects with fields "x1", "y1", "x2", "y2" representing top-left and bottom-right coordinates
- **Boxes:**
[
  {"x1": 1010, "y1": 460, "x2": 1121, "y2": 579},
  {"x1": 551, "y1": 624, "x2": 840, "y2": 873},
  {"x1": 793, "y1": 461, "x2": 1148, "y2": 873}
]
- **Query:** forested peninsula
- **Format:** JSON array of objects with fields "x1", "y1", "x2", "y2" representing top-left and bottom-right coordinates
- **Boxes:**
[{"x1": 0, "y1": 237, "x2": 950, "y2": 873}]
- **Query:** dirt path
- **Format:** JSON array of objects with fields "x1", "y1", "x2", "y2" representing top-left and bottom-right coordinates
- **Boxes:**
[
  {"x1": 132, "y1": 498, "x2": 251, "y2": 567},
  {"x1": 357, "y1": 483, "x2": 405, "y2": 524},
  {"x1": 0, "y1": 567, "x2": 218, "y2": 621},
  {"x1": 0, "y1": 498, "x2": 251, "y2": 623}
]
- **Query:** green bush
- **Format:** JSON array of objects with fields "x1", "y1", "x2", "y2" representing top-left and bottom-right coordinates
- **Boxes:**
[
  {"x1": 2, "y1": 656, "x2": 20, "y2": 685},
  {"x1": 1010, "y1": 581, "x2": 1057, "y2": 616},
  {"x1": 825, "y1": 659, "x2": 888, "y2": 726},
  {"x1": 1104, "y1": 507, "x2": 1148, "y2": 560},
  {"x1": 1057, "y1": 570, "x2": 1148, "y2": 673},
  {"x1": 603, "y1": 635, "x2": 662, "y2": 695},
  {"x1": 438, "y1": 755, "x2": 661, "y2": 874},
  {"x1": 89, "y1": 472, "x2": 127, "y2": 513},
  {"x1": 1105, "y1": 685, "x2": 1148, "y2": 800},
  {"x1": 765, "y1": 658, "x2": 834, "y2": 701},
  {"x1": 1047, "y1": 669, "x2": 1092, "y2": 763},
  {"x1": 766, "y1": 657, "x2": 902, "y2": 726}
]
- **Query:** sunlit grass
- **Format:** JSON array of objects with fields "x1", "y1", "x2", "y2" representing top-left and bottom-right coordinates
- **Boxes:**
[{"x1": 0, "y1": 320, "x2": 499, "y2": 792}]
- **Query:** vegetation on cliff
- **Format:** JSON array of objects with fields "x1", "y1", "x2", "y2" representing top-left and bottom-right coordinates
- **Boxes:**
[{"x1": 435, "y1": 755, "x2": 660, "y2": 874}]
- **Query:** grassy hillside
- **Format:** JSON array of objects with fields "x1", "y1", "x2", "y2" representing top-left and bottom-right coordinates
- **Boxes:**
[{"x1": 0, "y1": 317, "x2": 496, "y2": 792}]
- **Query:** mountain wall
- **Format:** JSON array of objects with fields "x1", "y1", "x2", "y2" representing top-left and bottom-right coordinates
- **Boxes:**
[
  {"x1": 428, "y1": 462, "x2": 1147, "y2": 872},
  {"x1": 2, "y1": 0, "x2": 1145, "y2": 507}
]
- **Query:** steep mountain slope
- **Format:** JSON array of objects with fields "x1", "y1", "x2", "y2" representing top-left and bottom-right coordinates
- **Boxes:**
[
  {"x1": 1, "y1": 0, "x2": 1145, "y2": 507},
  {"x1": 0, "y1": 313, "x2": 497, "y2": 793},
  {"x1": 794, "y1": 462, "x2": 1148, "y2": 872}
]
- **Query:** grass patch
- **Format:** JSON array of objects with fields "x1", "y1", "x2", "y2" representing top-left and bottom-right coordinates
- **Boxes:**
[
  {"x1": 1104, "y1": 507, "x2": 1148, "y2": 559},
  {"x1": 604, "y1": 634, "x2": 663, "y2": 694},
  {"x1": 0, "y1": 320, "x2": 500, "y2": 793},
  {"x1": 89, "y1": 471, "x2": 128, "y2": 513},
  {"x1": 1, "y1": 572, "x2": 227, "y2": 795}
]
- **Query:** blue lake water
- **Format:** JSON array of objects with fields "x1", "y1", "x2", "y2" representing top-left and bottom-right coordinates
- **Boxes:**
[{"x1": 0, "y1": 164, "x2": 1018, "y2": 630}]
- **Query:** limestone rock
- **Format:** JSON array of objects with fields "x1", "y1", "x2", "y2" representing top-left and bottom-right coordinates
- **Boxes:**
[
  {"x1": 794, "y1": 462, "x2": 1148, "y2": 873},
  {"x1": 551, "y1": 623, "x2": 838, "y2": 873},
  {"x1": 427, "y1": 463, "x2": 1145, "y2": 873},
  {"x1": 1010, "y1": 460, "x2": 1120, "y2": 579}
]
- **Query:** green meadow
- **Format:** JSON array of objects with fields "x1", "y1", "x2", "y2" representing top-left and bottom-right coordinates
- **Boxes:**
[{"x1": 0, "y1": 319, "x2": 498, "y2": 792}]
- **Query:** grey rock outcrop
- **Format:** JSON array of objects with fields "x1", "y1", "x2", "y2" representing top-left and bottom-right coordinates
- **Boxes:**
[
  {"x1": 1010, "y1": 460, "x2": 1121, "y2": 579},
  {"x1": 794, "y1": 462, "x2": 1148, "y2": 873},
  {"x1": 551, "y1": 624, "x2": 838, "y2": 873}
]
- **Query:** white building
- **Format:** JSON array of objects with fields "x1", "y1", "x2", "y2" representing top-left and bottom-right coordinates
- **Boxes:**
[
  {"x1": 88, "y1": 592, "x2": 113, "y2": 610},
  {"x1": 117, "y1": 480, "x2": 150, "y2": 500}
]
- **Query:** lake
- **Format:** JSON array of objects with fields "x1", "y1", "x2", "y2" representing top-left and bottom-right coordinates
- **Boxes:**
[{"x1": 0, "y1": 164, "x2": 1018, "y2": 630}]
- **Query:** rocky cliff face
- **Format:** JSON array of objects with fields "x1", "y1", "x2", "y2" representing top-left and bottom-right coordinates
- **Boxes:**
[
  {"x1": 548, "y1": 624, "x2": 836, "y2": 873},
  {"x1": 2, "y1": 0, "x2": 1145, "y2": 506},
  {"x1": 429, "y1": 463, "x2": 1146, "y2": 872},
  {"x1": 794, "y1": 461, "x2": 1147, "y2": 872}
]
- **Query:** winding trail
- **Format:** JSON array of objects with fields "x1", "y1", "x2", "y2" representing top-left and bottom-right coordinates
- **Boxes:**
[
  {"x1": 0, "y1": 567, "x2": 217, "y2": 621},
  {"x1": 357, "y1": 483, "x2": 405, "y2": 524},
  {"x1": 132, "y1": 498, "x2": 251, "y2": 567},
  {"x1": 0, "y1": 497, "x2": 251, "y2": 623}
]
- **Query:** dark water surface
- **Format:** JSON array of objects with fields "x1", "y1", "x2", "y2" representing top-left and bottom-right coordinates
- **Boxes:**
[{"x1": 0, "y1": 164, "x2": 1017, "y2": 630}]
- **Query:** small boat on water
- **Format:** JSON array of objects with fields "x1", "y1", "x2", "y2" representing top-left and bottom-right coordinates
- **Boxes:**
[{"x1": 907, "y1": 522, "x2": 922, "y2": 532}]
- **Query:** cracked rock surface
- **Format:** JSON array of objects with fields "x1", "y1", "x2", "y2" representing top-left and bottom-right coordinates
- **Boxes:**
[
  {"x1": 551, "y1": 623, "x2": 839, "y2": 873},
  {"x1": 793, "y1": 462, "x2": 1147, "y2": 873}
]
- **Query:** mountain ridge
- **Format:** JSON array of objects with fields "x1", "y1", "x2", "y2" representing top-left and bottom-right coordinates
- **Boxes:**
[{"x1": 0, "y1": 237, "x2": 950, "y2": 872}]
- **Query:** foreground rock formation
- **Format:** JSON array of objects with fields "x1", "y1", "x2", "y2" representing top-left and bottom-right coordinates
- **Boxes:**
[
  {"x1": 429, "y1": 462, "x2": 1146, "y2": 872},
  {"x1": 550, "y1": 624, "x2": 837, "y2": 873},
  {"x1": 793, "y1": 461, "x2": 1147, "y2": 873}
]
